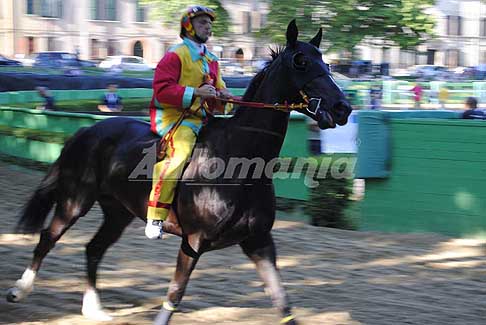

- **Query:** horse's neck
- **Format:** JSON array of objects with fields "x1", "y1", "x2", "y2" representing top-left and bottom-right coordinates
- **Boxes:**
[{"x1": 231, "y1": 81, "x2": 290, "y2": 159}]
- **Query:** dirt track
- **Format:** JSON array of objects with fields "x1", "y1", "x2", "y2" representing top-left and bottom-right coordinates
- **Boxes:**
[{"x1": 0, "y1": 161, "x2": 485, "y2": 325}]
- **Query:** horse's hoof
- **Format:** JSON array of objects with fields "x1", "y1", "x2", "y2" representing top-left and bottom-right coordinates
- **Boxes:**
[
  {"x1": 6, "y1": 287, "x2": 21, "y2": 303},
  {"x1": 82, "y1": 307, "x2": 113, "y2": 321}
]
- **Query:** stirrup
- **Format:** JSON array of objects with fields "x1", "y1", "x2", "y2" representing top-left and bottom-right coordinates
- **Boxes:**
[{"x1": 145, "y1": 220, "x2": 164, "y2": 239}]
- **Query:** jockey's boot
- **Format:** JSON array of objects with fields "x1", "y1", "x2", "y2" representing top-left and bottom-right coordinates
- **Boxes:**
[{"x1": 145, "y1": 220, "x2": 164, "y2": 239}]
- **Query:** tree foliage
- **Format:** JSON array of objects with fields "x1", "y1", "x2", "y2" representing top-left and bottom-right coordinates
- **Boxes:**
[
  {"x1": 140, "y1": 0, "x2": 230, "y2": 37},
  {"x1": 261, "y1": 0, "x2": 435, "y2": 52}
]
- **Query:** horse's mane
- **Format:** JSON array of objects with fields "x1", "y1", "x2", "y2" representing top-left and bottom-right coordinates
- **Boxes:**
[{"x1": 241, "y1": 46, "x2": 285, "y2": 101}]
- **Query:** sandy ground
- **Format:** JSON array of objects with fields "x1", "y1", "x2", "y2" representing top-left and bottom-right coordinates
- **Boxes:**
[{"x1": 0, "y1": 161, "x2": 485, "y2": 325}]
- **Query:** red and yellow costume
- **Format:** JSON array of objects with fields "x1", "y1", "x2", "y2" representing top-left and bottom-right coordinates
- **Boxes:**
[{"x1": 147, "y1": 37, "x2": 226, "y2": 221}]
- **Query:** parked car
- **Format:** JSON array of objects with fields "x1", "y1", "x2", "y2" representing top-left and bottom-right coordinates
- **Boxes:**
[
  {"x1": 32, "y1": 51, "x2": 96, "y2": 68},
  {"x1": 219, "y1": 59, "x2": 245, "y2": 75},
  {"x1": 13, "y1": 54, "x2": 35, "y2": 67},
  {"x1": 0, "y1": 54, "x2": 22, "y2": 66},
  {"x1": 452, "y1": 66, "x2": 477, "y2": 80},
  {"x1": 409, "y1": 65, "x2": 451, "y2": 79},
  {"x1": 98, "y1": 56, "x2": 152, "y2": 71}
]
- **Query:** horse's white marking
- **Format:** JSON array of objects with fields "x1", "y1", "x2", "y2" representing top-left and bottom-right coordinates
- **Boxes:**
[
  {"x1": 6, "y1": 267, "x2": 36, "y2": 302},
  {"x1": 81, "y1": 288, "x2": 113, "y2": 321},
  {"x1": 194, "y1": 188, "x2": 234, "y2": 219}
]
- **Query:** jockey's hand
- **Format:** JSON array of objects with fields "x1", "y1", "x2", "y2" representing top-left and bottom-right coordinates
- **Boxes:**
[
  {"x1": 195, "y1": 84, "x2": 217, "y2": 99},
  {"x1": 217, "y1": 88, "x2": 233, "y2": 100}
]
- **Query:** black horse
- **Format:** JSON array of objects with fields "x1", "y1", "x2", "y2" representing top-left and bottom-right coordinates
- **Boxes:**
[{"x1": 7, "y1": 20, "x2": 351, "y2": 325}]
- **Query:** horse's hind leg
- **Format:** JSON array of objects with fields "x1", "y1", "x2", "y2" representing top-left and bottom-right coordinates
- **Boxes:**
[
  {"x1": 82, "y1": 197, "x2": 133, "y2": 321},
  {"x1": 153, "y1": 236, "x2": 202, "y2": 325},
  {"x1": 240, "y1": 233, "x2": 298, "y2": 325},
  {"x1": 7, "y1": 193, "x2": 95, "y2": 303}
]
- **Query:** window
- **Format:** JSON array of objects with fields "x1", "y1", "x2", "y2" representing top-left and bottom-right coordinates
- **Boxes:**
[
  {"x1": 91, "y1": 39, "x2": 100, "y2": 59},
  {"x1": 426, "y1": 49, "x2": 436, "y2": 65},
  {"x1": 241, "y1": 11, "x2": 251, "y2": 34},
  {"x1": 136, "y1": 0, "x2": 146, "y2": 22},
  {"x1": 445, "y1": 49, "x2": 461, "y2": 67},
  {"x1": 133, "y1": 41, "x2": 143, "y2": 57},
  {"x1": 481, "y1": 18, "x2": 486, "y2": 37},
  {"x1": 27, "y1": 37, "x2": 35, "y2": 54},
  {"x1": 447, "y1": 16, "x2": 462, "y2": 36},
  {"x1": 107, "y1": 40, "x2": 117, "y2": 56},
  {"x1": 90, "y1": 0, "x2": 117, "y2": 21},
  {"x1": 42, "y1": 0, "x2": 62, "y2": 18},
  {"x1": 26, "y1": 0, "x2": 62, "y2": 17},
  {"x1": 26, "y1": 0, "x2": 34, "y2": 14},
  {"x1": 106, "y1": 0, "x2": 116, "y2": 21},
  {"x1": 47, "y1": 37, "x2": 56, "y2": 51},
  {"x1": 122, "y1": 57, "x2": 142, "y2": 64}
]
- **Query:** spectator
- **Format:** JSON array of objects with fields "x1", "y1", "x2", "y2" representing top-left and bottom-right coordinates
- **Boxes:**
[
  {"x1": 35, "y1": 87, "x2": 56, "y2": 111},
  {"x1": 98, "y1": 84, "x2": 123, "y2": 112},
  {"x1": 438, "y1": 87, "x2": 449, "y2": 109},
  {"x1": 411, "y1": 83, "x2": 423, "y2": 109},
  {"x1": 462, "y1": 97, "x2": 486, "y2": 119},
  {"x1": 369, "y1": 85, "x2": 382, "y2": 110}
]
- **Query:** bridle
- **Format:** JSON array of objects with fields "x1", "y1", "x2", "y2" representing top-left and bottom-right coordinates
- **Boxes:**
[{"x1": 215, "y1": 90, "x2": 321, "y2": 116}]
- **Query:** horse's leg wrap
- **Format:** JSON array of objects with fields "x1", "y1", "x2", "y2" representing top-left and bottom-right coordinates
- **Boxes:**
[
  {"x1": 6, "y1": 268, "x2": 36, "y2": 302},
  {"x1": 153, "y1": 239, "x2": 200, "y2": 325},
  {"x1": 153, "y1": 301, "x2": 176, "y2": 325},
  {"x1": 81, "y1": 288, "x2": 112, "y2": 321}
]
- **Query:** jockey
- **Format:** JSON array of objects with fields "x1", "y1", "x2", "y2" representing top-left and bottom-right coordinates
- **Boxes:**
[{"x1": 145, "y1": 5, "x2": 233, "y2": 239}]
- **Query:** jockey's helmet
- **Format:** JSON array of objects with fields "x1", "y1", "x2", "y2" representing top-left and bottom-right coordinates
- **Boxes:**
[{"x1": 180, "y1": 5, "x2": 216, "y2": 39}]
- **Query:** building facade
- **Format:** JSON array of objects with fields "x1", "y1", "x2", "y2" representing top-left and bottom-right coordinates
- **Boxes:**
[
  {"x1": 0, "y1": 0, "x2": 269, "y2": 63},
  {"x1": 0, "y1": 0, "x2": 176, "y2": 63},
  {"x1": 358, "y1": 0, "x2": 486, "y2": 69}
]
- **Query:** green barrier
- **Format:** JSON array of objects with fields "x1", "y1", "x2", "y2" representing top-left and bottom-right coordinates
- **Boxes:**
[
  {"x1": 355, "y1": 110, "x2": 390, "y2": 178},
  {"x1": 1, "y1": 87, "x2": 248, "y2": 105},
  {"x1": 358, "y1": 110, "x2": 486, "y2": 237},
  {"x1": 0, "y1": 106, "x2": 309, "y2": 201}
]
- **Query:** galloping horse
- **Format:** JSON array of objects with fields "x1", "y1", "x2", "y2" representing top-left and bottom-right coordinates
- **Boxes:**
[{"x1": 7, "y1": 20, "x2": 351, "y2": 325}]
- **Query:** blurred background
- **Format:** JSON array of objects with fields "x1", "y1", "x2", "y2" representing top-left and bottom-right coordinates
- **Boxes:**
[
  {"x1": 1, "y1": 0, "x2": 486, "y2": 238},
  {"x1": 0, "y1": 1, "x2": 484, "y2": 80}
]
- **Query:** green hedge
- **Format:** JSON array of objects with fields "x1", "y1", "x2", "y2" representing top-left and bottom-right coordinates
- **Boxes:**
[
  {"x1": 275, "y1": 154, "x2": 357, "y2": 230},
  {"x1": 0, "y1": 124, "x2": 68, "y2": 144}
]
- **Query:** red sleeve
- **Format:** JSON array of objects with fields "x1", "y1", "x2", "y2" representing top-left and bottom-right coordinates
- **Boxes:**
[{"x1": 153, "y1": 52, "x2": 192, "y2": 108}]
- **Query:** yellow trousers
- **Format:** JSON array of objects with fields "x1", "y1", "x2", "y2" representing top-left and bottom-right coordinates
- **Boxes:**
[{"x1": 147, "y1": 126, "x2": 196, "y2": 221}]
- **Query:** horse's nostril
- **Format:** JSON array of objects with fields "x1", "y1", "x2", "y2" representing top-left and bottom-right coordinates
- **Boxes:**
[{"x1": 331, "y1": 101, "x2": 352, "y2": 126}]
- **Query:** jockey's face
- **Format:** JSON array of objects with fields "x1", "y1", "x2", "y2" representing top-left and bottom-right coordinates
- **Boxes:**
[{"x1": 191, "y1": 15, "x2": 213, "y2": 43}]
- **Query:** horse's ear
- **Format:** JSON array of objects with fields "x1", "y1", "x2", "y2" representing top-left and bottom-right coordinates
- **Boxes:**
[
  {"x1": 309, "y1": 28, "x2": 322, "y2": 48},
  {"x1": 286, "y1": 19, "x2": 298, "y2": 47}
]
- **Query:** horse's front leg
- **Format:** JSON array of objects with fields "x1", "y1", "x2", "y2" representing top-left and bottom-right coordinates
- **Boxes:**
[
  {"x1": 153, "y1": 236, "x2": 201, "y2": 325},
  {"x1": 240, "y1": 233, "x2": 298, "y2": 325}
]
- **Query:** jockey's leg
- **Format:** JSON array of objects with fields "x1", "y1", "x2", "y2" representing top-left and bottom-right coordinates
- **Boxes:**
[{"x1": 146, "y1": 126, "x2": 196, "y2": 239}]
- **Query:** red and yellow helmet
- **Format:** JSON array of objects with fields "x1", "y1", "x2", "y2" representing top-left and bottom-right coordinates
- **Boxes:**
[{"x1": 180, "y1": 5, "x2": 216, "y2": 38}]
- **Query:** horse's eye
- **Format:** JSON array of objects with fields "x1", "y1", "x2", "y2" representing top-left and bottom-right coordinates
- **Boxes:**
[{"x1": 292, "y1": 53, "x2": 308, "y2": 71}]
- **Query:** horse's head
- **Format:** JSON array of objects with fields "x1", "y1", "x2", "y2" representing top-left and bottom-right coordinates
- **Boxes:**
[{"x1": 272, "y1": 20, "x2": 352, "y2": 129}]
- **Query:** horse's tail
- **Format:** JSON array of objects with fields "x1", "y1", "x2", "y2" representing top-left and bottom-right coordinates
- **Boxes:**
[
  {"x1": 15, "y1": 161, "x2": 59, "y2": 234},
  {"x1": 15, "y1": 128, "x2": 86, "y2": 234}
]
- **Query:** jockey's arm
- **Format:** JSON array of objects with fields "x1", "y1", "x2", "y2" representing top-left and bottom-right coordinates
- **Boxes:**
[
  {"x1": 153, "y1": 52, "x2": 195, "y2": 111},
  {"x1": 215, "y1": 63, "x2": 233, "y2": 100},
  {"x1": 153, "y1": 52, "x2": 220, "y2": 112}
]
